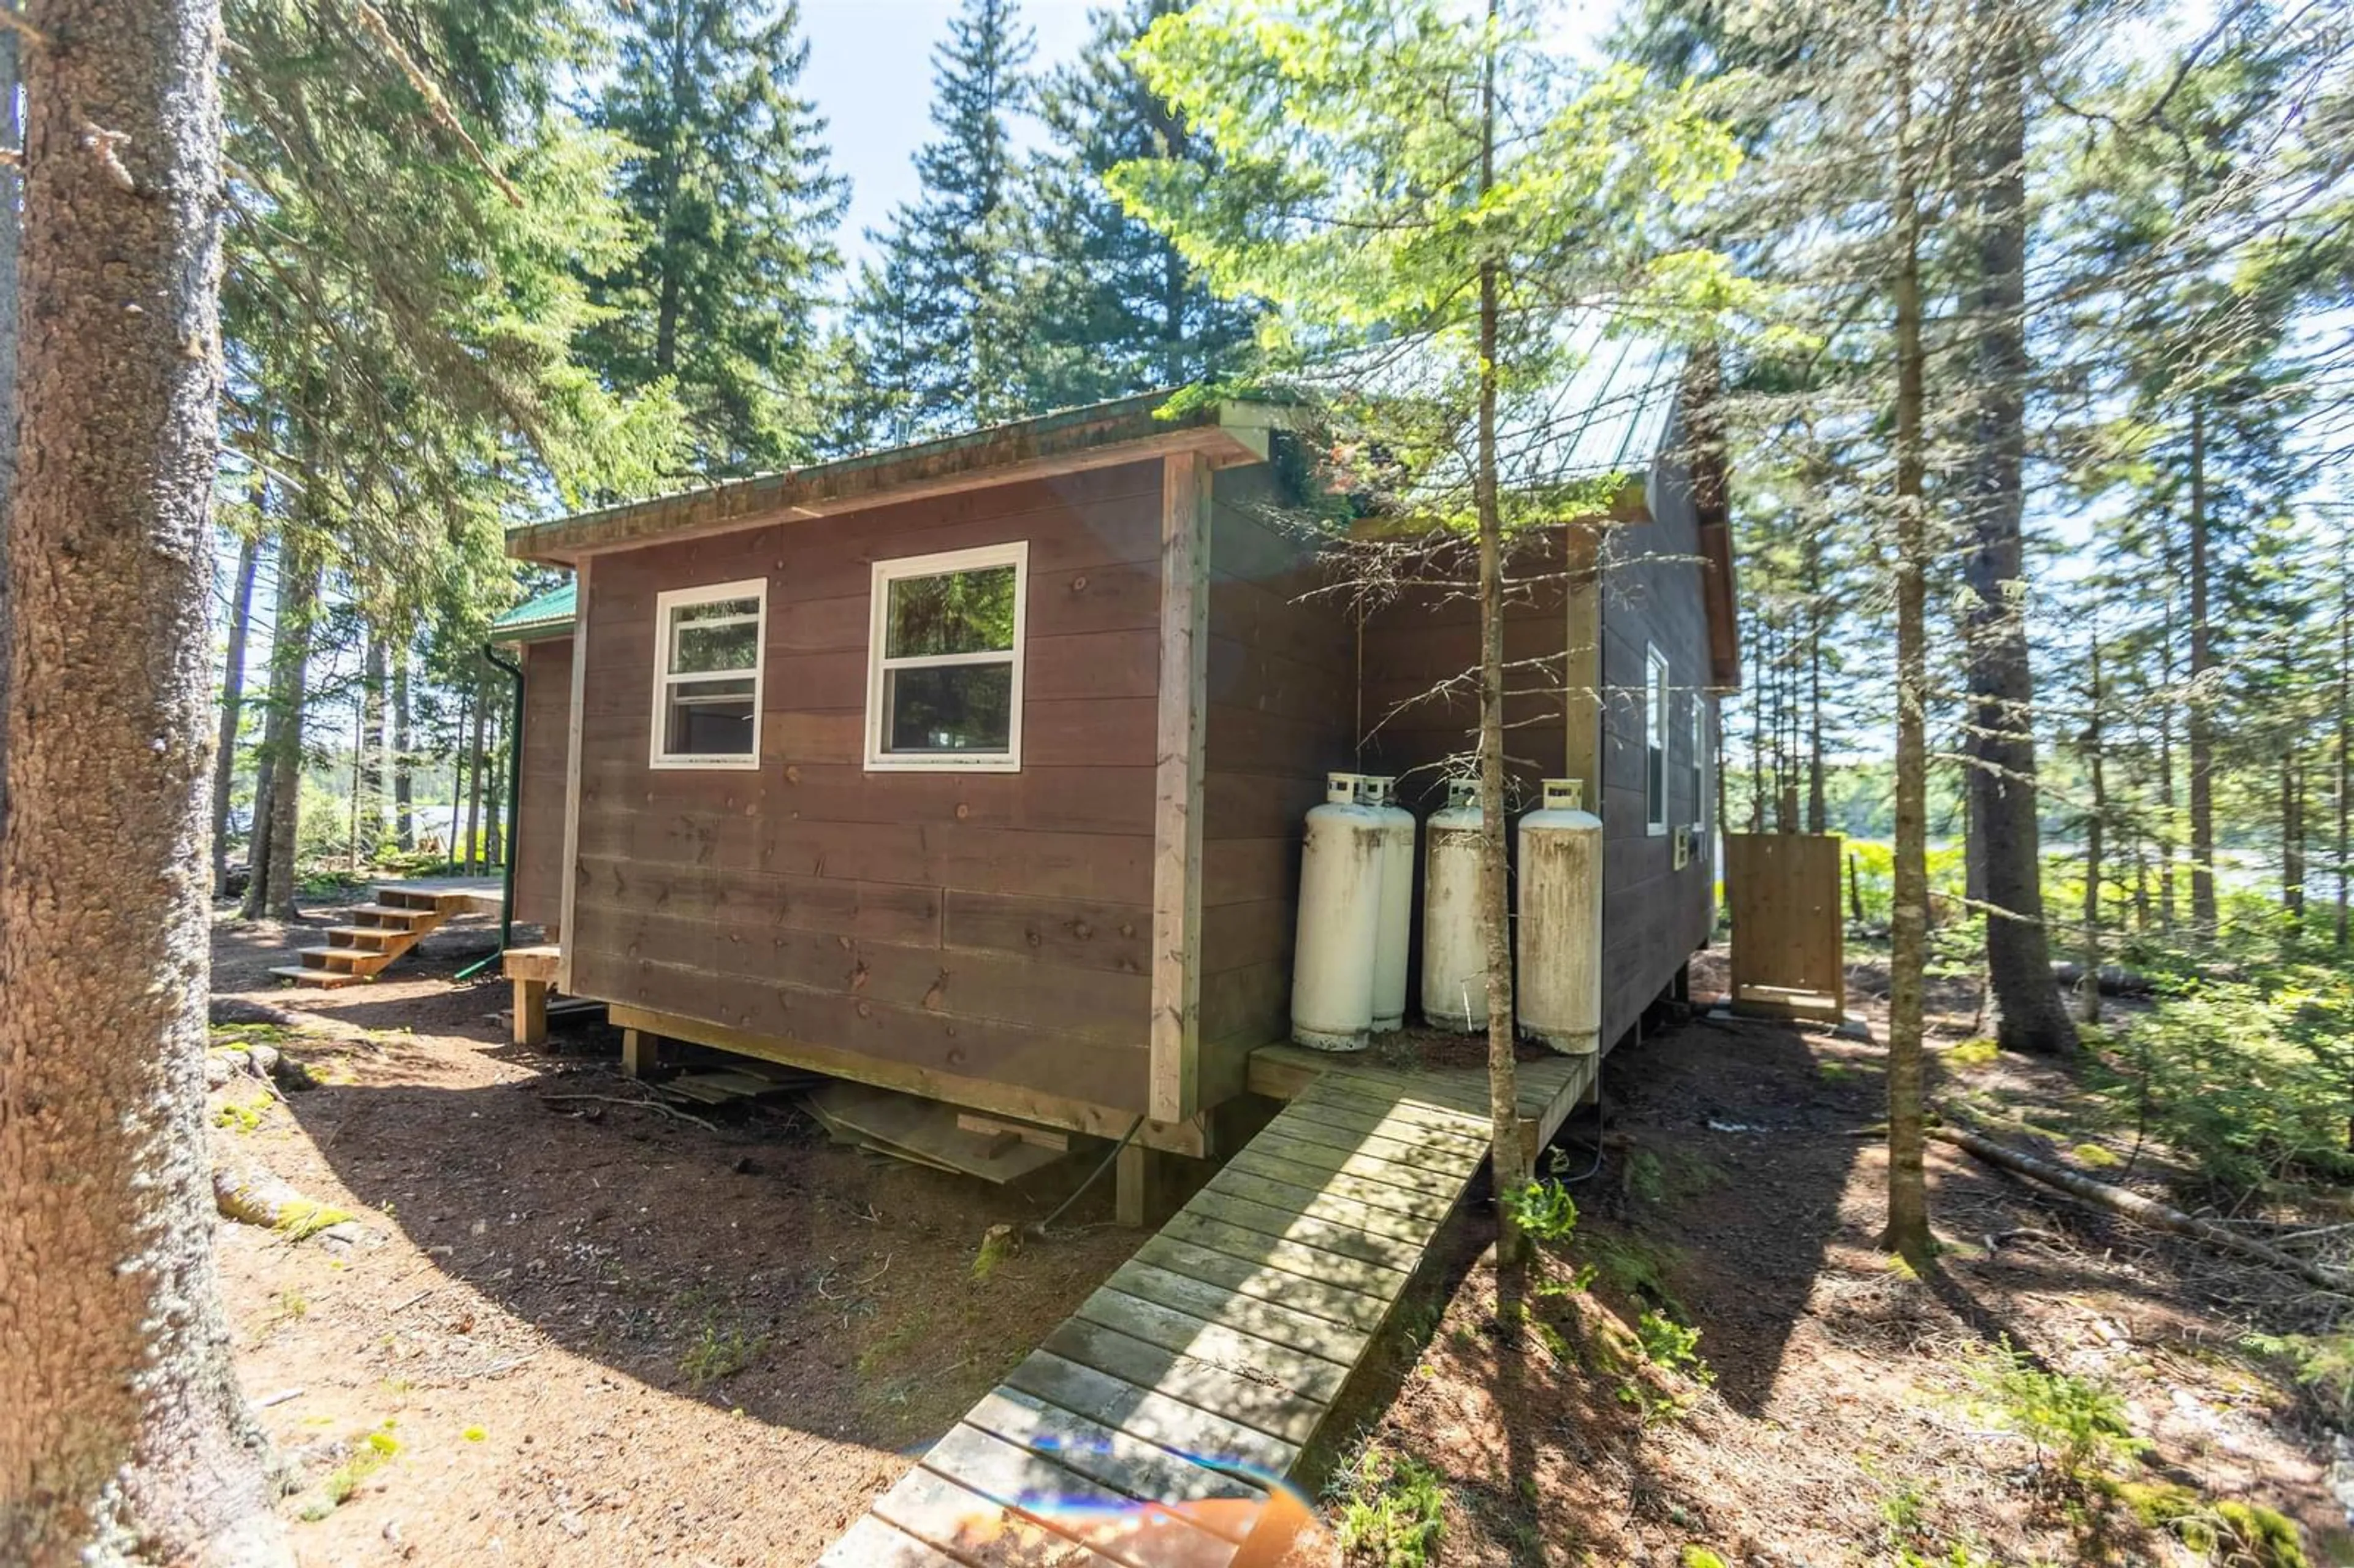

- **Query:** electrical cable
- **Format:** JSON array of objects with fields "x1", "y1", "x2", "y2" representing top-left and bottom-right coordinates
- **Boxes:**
[{"x1": 1031, "y1": 1114, "x2": 1146, "y2": 1238}]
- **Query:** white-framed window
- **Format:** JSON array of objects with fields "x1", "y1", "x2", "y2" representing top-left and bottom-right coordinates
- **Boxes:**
[
  {"x1": 1645, "y1": 644, "x2": 1670, "y2": 836},
  {"x1": 649, "y1": 579, "x2": 766, "y2": 770},
  {"x1": 865, "y1": 541, "x2": 1027, "y2": 772}
]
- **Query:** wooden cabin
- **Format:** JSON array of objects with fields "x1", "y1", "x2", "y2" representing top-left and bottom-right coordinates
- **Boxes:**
[{"x1": 493, "y1": 375, "x2": 1738, "y2": 1197}]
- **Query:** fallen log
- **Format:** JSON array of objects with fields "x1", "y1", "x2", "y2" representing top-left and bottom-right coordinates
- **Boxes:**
[
  {"x1": 1929, "y1": 1124, "x2": 2353, "y2": 1296},
  {"x1": 213, "y1": 1159, "x2": 370, "y2": 1247}
]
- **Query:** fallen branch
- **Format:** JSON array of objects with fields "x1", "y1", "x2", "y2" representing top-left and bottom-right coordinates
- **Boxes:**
[
  {"x1": 1929, "y1": 1125, "x2": 2354, "y2": 1297},
  {"x1": 213, "y1": 1160, "x2": 370, "y2": 1247},
  {"x1": 538, "y1": 1091, "x2": 717, "y2": 1133}
]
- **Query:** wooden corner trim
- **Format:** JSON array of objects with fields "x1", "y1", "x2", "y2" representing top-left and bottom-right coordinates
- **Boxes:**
[{"x1": 1148, "y1": 451, "x2": 1212, "y2": 1124}]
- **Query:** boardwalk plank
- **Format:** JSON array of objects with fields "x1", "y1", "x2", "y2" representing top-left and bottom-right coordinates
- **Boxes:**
[
  {"x1": 1247, "y1": 1114, "x2": 1482, "y2": 1178},
  {"x1": 1205, "y1": 1167, "x2": 1441, "y2": 1246},
  {"x1": 1073, "y1": 1287, "x2": 1352, "y2": 1402},
  {"x1": 815, "y1": 1515, "x2": 970, "y2": 1567},
  {"x1": 924, "y1": 1423, "x2": 1240, "y2": 1568},
  {"x1": 875, "y1": 1462, "x2": 1126, "y2": 1567},
  {"x1": 1130, "y1": 1236, "x2": 1393, "y2": 1334},
  {"x1": 1280, "y1": 1094, "x2": 1492, "y2": 1159},
  {"x1": 1109, "y1": 1260, "x2": 1375, "y2": 1364},
  {"x1": 1041, "y1": 1318, "x2": 1327, "y2": 1445},
  {"x1": 964, "y1": 1386, "x2": 1268, "y2": 1545},
  {"x1": 1222, "y1": 1144, "x2": 1457, "y2": 1222},
  {"x1": 1001, "y1": 1351, "x2": 1300, "y2": 1482},
  {"x1": 1157, "y1": 1212, "x2": 1414, "y2": 1299},
  {"x1": 1183, "y1": 1189, "x2": 1428, "y2": 1274},
  {"x1": 1292, "y1": 1082, "x2": 1493, "y2": 1140}
]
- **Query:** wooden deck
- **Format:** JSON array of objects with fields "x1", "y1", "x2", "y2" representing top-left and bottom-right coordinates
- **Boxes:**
[{"x1": 815, "y1": 1047, "x2": 1596, "y2": 1567}]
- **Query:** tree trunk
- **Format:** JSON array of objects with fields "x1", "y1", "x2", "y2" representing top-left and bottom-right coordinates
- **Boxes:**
[
  {"x1": 1805, "y1": 530, "x2": 1827, "y2": 834},
  {"x1": 0, "y1": 0, "x2": 288, "y2": 1555},
  {"x1": 392, "y1": 643, "x2": 414, "y2": 851},
  {"x1": 2081, "y1": 631, "x2": 2105, "y2": 1024},
  {"x1": 0, "y1": 24, "x2": 21, "y2": 859},
  {"x1": 2284, "y1": 748, "x2": 2305, "y2": 930},
  {"x1": 2157, "y1": 524, "x2": 2177, "y2": 931},
  {"x1": 210, "y1": 530, "x2": 259, "y2": 896},
  {"x1": 463, "y1": 671, "x2": 487, "y2": 876},
  {"x1": 2187, "y1": 397, "x2": 2216, "y2": 935},
  {"x1": 1882, "y1": 12, "x2": 1933, "y2": 1265},
  {"x1": 1962, "y1": 1, "x2": 2073, "y2": 1054},
  {"x1": 359, "y1": 628, "x2": 385, "y2": 862},
  {"x1": 1474, "y1": 4, "x2": 1528, "y2": 1273},
  {"x1": 256, "y1": 535, "x2": 316, "y2": 920},
  {"x1": 2337, "y1": 535, "x2": 2350, "y2": 951}
]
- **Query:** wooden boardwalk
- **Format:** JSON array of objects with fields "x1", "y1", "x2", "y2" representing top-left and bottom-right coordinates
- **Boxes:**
[{"x1": 815, "y1": 1049, "x2": 1596, "y2": 1567}]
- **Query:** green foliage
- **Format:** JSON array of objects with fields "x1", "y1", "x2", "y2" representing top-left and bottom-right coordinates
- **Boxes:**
[
  {"x1": 842, "y1": 0, "x2": 1035, "y2": 444},
  {"x1": 2116, "y1": 1480, "x2": 2309, "y2": 1568},
  {"x1": 584, "y1": 0, "x2": 845, "y2": 474},
  {"x1": 680, "y1": 1321, "x2": 764, "y2": 1390},
  {"x1": 1015, "y1": 0, "x2": 1257, "y2": 411},
  {"x1": 1967, "y1": 1339, "x2": 2146, "y2": 1486},
  {"x1": 274, "y1": 1199, "x2": 358, "y2": 1242},
  {"x1": 1634, "y1": 1311, "x2": 1713, "y2": 1385},
  {"x1": 318, "y1": 1428, "x2": 400, "y2": 1510},
  {"x1": 1680, "y1": 1550, "x2": 1727, "y2": 1568},
  {"x1": 1501, "y1": 1179, "x2": 1580, "y2": 1246},
  {"x1": 2097, "y1": 948, "x2": 2354, "y2": 1196},
  {"x1": 1335, "y1": 1445, "x2": 1445, "y2": 1568},
  {"x1": 2242, "y1": 1331, "x2": 2354, "y2": 1429}
]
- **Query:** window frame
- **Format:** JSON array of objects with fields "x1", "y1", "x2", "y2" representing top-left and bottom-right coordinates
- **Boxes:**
[
  {"x1": 648, "y1": 577, "x2": 768, "y2": 772},
  {"x1": 864, "y1": 540, "x2": 1029, "y2": 774},
  {"x1": 1644, "y1": 643, "x2": 1670, "y2": 837}
]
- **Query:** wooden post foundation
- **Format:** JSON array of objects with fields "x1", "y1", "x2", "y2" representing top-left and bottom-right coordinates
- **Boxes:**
[
  {"x1": 1115, "y1": 1141, "x2": 1160, "y2": 1228},
  {"x1": 621, "y1": 1027, "x2": 658, "y2": 1079},
  {"x1": 512, "y1": 978, "x2": 549, "y2": 1047}
]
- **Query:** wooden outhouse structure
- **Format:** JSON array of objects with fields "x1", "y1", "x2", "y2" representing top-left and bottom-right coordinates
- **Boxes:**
[{"x1": 495, "y1": 369, "x2": 1737, "y2": 1184}]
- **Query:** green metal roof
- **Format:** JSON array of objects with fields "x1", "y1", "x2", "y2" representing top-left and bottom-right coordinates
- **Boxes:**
[{"x1": 490, "y1": 580, "x2": 576, "y2": 642}]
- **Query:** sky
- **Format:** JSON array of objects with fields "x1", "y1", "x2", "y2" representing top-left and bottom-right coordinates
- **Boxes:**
[{"x1": 801, "y1": 0, "x2": 1106, "y2": 272}]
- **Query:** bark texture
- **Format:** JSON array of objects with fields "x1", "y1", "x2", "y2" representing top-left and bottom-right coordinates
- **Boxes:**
[
  {"x1": 2187, "y1": 399, "x2": 2216, "y2": 933},
  {"x1": 248, "y1": 535, "x2": 314, "y2": 920},
  {"x1": 0, "y1": 0, "x2": 288, "y2": 1559},
  {"x1": 1961, "y1": 1, "x2": 2073, "y2": 1054},
  {"x1": 1881, "y1": 15, "x2": 1932, "y2": 1263},
  {"x1": 210, "y1": 532, "x2": 257, "y2": 896}
]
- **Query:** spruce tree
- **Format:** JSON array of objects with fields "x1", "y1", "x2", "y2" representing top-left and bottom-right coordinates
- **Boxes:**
[
  {"x1": 1016, "y1": 0, "x2": 1255, "y2": 409},
  {"x1": 585, "y1": 0, "x2": 846, "y2": 473},
  {"x1": 848, "y1": 0, "x2": 1035, "y2": 440}
]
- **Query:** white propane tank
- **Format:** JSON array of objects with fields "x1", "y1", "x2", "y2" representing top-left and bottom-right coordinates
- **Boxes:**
[
  {"x1": 1516, "y1": 777, "x2": 1603, "y2": 1054},
  {"x1": 1420, "y1": 779, "x2": 1487, "y2": 1033},
  {"x1": 1360, "y1": 775, "x2": 1416, "y2": 1033},
  {"x1": 1291, "y1": 772, "x2": 1384, "y2": 1051}
]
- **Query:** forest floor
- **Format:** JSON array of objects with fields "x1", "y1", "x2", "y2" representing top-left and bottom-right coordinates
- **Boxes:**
[
  {"x1": 1276, "y1": 948, "x2": 2353, "y2": 1568},
  {"x1": 207, "y1": 901, "x2": 1145, "y2": 1566},
  {"x1": 209, "y1": 904, "x2": 2352, "y2": 1567}
]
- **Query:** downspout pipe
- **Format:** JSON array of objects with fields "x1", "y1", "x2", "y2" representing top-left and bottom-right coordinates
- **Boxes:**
[{"x1": 456, "y1": 642, "x2": 526, "y2": 981}]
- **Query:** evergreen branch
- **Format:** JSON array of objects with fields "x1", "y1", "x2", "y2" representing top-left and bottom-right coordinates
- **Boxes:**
[{"x1": 352, "y1": 0, "x2": 523, "y2": 208}]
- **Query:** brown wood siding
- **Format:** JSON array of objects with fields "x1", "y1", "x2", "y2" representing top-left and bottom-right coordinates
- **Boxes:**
[
  {"x1": 513, "y1": 636, "x2": 572, "y2": 932},
  {"x1": 1347, "y1": 457, "x2": 1718, "y2": 1051},
  {"x1": 566, "y1": 464, "x2": 1164, "y2": 1111},
  {"x1": 1197, "y1": 468, "x2": 1355, "y2": 1099},
  {"x1": 1596, "y1": 421, "x2": 1719, "y2": 1051}
]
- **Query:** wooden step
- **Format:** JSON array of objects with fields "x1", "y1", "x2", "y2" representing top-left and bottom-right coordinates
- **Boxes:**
[
  {"x1": 346, "y1": 903, "x2": 441, "y2": 926},
  {"x1": 324, "y1": 925, "x2": 406, "y2": 947},
  {"x1": 269, "y1": 965, "x2": 365, "y2": 989},
  {"x1": 295, "y1": 945, "x2": 392, "y2": 974}
]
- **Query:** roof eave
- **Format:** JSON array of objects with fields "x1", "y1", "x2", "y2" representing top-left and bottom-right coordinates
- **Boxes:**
[{"x1": 506, "y1": 395, "x2": 1291, "y2": 566}]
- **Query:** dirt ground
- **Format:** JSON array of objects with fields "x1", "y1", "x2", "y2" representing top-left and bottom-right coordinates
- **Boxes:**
[
  {"x1": 1282, "y1": 948, "x2": 2352, "y2": 1567},
  {"x1": 215, "y1": 902, "x2": 2353, "y2": 1567},
  {"x1": 208, "y1": 902, "x2": 1144, "y2": 1566}
]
